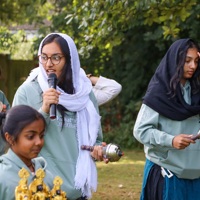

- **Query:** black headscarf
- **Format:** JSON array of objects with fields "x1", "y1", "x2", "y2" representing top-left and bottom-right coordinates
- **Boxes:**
[{"x1": 143, "y1": 38, "x2": 200, "y2": 121}]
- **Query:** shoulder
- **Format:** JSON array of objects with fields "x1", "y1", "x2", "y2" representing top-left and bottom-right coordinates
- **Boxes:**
[
  {"x1": 0, "y1": 90, "x2": 6, "y2": 100},
  {"x1": 136, "y1": 103, "x2": 160, "y2": 123},
  {"x1": 18, "y1": 77, "x2": 40, "y2": 91},
  {"x1": 0, "y1": 155, "x2": 16, "y2": 176},
  {"x1": 13, "y1": 77, "x2": 43, "y2": 107},
  {"x1": 0, "y1": 90, "x2": 5, "y2": 95},
  {"x1": 141, "y1": 103, "x2": 159, "y2": 113}
]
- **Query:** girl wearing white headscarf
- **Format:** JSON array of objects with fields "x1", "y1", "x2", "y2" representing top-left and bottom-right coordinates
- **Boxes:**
[{"x1": 12, "y1": 33, "x2": 108, "y2": 200}]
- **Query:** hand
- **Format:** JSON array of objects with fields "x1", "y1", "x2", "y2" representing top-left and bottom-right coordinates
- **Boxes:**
[
  {"x1": 41, "y1": 88, "x2": 61, "y2": 113},
  {"x1": 86, "y1": 74, "x2": 92, "y2": 78},
  {"x1": 90, "y1": 142, "x2": 109, "y2": 164},
  {"x1": 2, "y1": 104, "x2": 7, "y2": 112},
  {"x1": 86, "y1": 74, "x2": 99, "y2": 85},
  {"x1": 172, "y1": 134, "x2": 196, "y2": 149}
]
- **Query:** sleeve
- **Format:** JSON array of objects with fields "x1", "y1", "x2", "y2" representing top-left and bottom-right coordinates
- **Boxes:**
[
  {"x1": 92, "y1": 76, "x2": 122, "y2": 106},
  {"x1": 12, "y1": 84, "x2": 50, "y2": 124},
  {"x1": 0, "y1": 91, "x2": 10, "y2": 110},
  {"x1": 89, "y1": 91, "x2": 103, "y2": 145},
  {"x1": 133, "y1": 104, "x2": 174, "y2": 148},
  {"x1": 0, "y1": 135, "x2": 6, "y2": 156},
  {"x1": 0, "y1": 92, "x2": 10, "y2": 155}
]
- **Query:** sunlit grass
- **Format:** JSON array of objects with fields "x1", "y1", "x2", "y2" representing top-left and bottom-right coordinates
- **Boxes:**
[{"x1": 91, "y1": 150, "x2": 145, "y2": 200}]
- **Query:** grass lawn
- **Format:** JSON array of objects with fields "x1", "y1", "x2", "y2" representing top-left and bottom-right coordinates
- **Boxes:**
[{"x1": 91, "y1": 149, "x2": 146, "y2": 200}]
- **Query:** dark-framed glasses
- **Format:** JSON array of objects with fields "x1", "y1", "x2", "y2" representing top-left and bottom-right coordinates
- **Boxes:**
[{"x1": 38, "y1": 54, "x2": 64, "y2": 65}]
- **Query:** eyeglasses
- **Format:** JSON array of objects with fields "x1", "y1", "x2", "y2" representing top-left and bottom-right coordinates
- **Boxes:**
[{"x1": 38, "y1": 54, "x2": 64, "y2": 65}]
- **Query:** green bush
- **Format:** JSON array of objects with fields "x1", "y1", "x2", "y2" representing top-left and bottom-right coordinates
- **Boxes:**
[{"x1": 102, "y1": 121, "x2": 143, "y2": 150}]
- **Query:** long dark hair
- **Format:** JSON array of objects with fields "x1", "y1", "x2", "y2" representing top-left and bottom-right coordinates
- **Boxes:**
[
  {"x1": 41, "y1": 34, "x2": 75, "y2": 128},
  {"x1": 41, "y1": 34, "x2": 75, "y2": 94},
  {"x1": 1, "y1": 105, "x2": 46, "y2": 143},
  {"x1": 170, "y1": 40, "x2": 200, "y2": 97}
]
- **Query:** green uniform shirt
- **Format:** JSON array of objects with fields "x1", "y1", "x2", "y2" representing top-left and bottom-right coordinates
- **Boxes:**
[
  {"x1": 134, "y1": 81, "x2": 200, "y2": 179},
  {"x1": 0, "y1": 90, "x2": 10, "y2": 110},
  {"x1": 0, "y1": 90, "x2": 10, "y2": 155},
  {"x1": 0, "y1": 148, "x2": 54, "y2": 200},
  {"x1": 12, "y1": 77, "x2": 103, "y2": 199}
]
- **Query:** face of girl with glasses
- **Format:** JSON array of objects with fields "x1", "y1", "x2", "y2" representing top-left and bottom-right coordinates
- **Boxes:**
[{"x1": 40, "y1": 42, "x2": 66, "y2": 78}]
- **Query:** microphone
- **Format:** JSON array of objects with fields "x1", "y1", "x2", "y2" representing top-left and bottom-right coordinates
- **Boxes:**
[{"x1": 48, "y1": 73, "x2": 57, "y2": 119}]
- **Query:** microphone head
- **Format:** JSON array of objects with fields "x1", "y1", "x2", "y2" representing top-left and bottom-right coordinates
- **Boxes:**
[
  {"x1": 48, "y1": 73, "x2": 57, "y2": 80},
  {"x1": 48, "y1": 73, "x2": 57, "y2": 89}
]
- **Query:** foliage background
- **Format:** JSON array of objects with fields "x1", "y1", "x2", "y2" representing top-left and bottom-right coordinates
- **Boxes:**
[{"x1": 1, "y1": 0, "x2": 200, "y2": 149}]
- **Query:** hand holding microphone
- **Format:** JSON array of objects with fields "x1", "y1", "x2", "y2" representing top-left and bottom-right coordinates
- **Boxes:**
[{"x1": 47, "y1": 73, "x2": 58, "y2": 119}]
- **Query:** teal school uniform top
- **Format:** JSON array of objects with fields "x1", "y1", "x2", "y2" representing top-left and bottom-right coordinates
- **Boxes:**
[
  {"x1": 12, "y1": 77, "x2": 103, "y2": 199},
  {"x1": 0, "y1": 90, "x2": 10, "y2": 110},
  {"x1": 0, "y1": 90, "x2": 10, "y2": 155},
  {"x1": 134, "y1": 81, "x2": 200, "y2": 179},
  {"x1": 0, "y1": 148, "x2": 54, "y2": 200}
]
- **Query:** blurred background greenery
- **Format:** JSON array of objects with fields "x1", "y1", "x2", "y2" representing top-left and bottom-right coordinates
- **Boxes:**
[{"x1": 0, "y1": 0, "x2": 200, "y2": 149}]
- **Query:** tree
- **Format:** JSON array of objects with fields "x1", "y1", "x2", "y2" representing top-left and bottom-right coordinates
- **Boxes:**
[
  {"x1": 1, "y1": 0, "x2": 200, "y2": 147},
  {"x1": 0, "y1": 0, "x2": 53, "y2": 59},
  {"x1": 0, "y1": 0, "x2": 51, "y2": 25}
]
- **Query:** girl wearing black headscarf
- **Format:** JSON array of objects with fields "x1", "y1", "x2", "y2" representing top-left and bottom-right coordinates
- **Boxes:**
[{"x1": 134, "y1": 39, "x2": 200, "y2": 200}]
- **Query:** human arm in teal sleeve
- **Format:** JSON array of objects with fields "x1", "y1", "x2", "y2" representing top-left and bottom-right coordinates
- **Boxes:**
[
  {"x1": 0, "y1": 135, "x2": 6, "y2": 155},
  {"x1": 0, "y1": 91, "x2": 9, "y2": 155},
  {"x1": 133, "y1": 104, "x2": 174, "y2": 148},
  {"x1": 0, "y1": 90, "x2": 10, "y2": 110}
]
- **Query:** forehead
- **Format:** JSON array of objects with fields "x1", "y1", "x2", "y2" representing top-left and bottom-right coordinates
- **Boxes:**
[
  {"x1": 21, "y1": 119, "x2": 45, "y2": 132},
  {"x1": 186, "y1": 48, "x2": 198, "y2": 57},
  {"x1": 42, "y1": 42, "x2": 62, "y2": 55}
]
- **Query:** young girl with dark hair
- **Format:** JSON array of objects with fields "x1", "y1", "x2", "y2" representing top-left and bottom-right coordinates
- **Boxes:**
[
  {"x1": 134, "y1": 39, "x2": 200, "y2": 199},
  {"x1": 12, "y1": 33, "x2": 108, "y2": 200},
  {"x1": 0, "y1": 105, "x2": 53, "y2": 200}
]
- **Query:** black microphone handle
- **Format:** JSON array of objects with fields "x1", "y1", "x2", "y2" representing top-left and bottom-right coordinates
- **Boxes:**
[
  {"x1": 50, "y1": 104, "x2": 56, "y2": 119},
  {"x1": 48, "y1": 73, "x2": 57, "y2": 119}
]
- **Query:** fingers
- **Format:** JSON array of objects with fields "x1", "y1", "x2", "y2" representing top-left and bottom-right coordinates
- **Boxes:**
[
  {"x1": 102, "y1": 142, "x2": 107, "y2": 147},
  {"x1": 2, "y1": 104, "x2": 7, "y2": 113},
  {"x1": 172, "y1": 134, "x2": 196, "y2": 149},
  {"x1": 90, "y1": 145, "x2": 103, "y2": 161},
  {"x1": 90, "y1": 143, "x2": 110, "y2": 164},
  {"x1": 86, "y1": 74, "x2": 92, "y2": 78},
  {"x1": 103, "y1": 158, "x2": 109, "y2": 164},
  {"x1": 42, "y1": 88, "x2": 60, "y2": 113}
]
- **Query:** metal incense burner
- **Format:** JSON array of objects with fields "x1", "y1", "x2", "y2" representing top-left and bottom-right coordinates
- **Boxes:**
[{"x1": 81, "y1": 143, "x2": 124, "y2": 162}]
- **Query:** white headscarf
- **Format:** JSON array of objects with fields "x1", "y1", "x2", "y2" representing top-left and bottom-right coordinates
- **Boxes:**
[{"x1": 26, "y1": 33, "x2": 101, "y2": 198}]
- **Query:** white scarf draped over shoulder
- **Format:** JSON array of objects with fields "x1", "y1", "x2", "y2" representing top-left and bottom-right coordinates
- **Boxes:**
[{"x1": 25, "y1": 33, "x2": 101, "y2": 198}]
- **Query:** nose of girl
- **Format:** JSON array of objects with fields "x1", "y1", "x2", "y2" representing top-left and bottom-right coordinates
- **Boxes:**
[
  {"x1": 46, "y1": 58, "x2": 53, "y2": 66},
  {"x1": 35, "y1": 136, "x2": 43, "y2": 146},
  {"x1": 190, "y1": 61, "x2": 197, "y2": 69}
]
